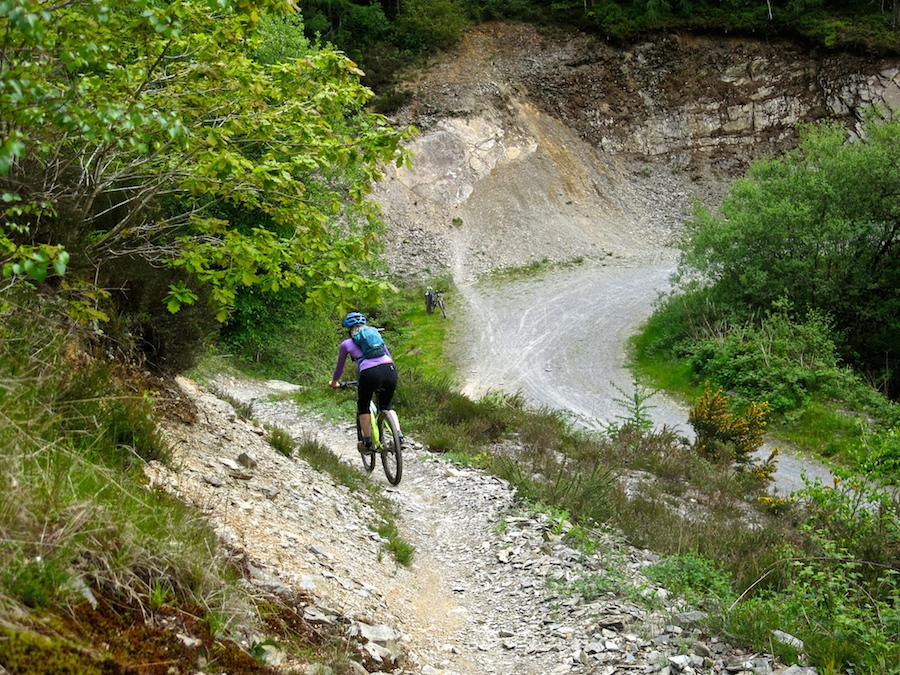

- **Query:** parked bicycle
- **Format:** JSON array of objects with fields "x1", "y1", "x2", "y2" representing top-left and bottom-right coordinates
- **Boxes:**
[
  {"x1": 424, "y1": 287, "x2": 447, "y2": 318},
  {"x1": 339, "y1": 382, "x2": 402, "y2": 485}
]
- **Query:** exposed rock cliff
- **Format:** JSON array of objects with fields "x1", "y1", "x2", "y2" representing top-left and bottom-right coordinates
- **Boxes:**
[{"x1": 373, "y1": 22, "x2": 900, "y2": 281}]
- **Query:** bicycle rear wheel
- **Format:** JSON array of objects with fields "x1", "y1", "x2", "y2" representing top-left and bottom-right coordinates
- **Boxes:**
[{"x1": 378, "y1": 412, "x2": 403, "y2": 485}]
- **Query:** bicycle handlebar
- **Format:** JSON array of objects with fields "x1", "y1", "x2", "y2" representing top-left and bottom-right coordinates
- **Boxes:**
[{"x1": 338, "y1": 381, "x2": 357, "y2": 389}]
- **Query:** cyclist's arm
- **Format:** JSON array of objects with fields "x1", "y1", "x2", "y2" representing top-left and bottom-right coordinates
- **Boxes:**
[{"x1": 330, "y1": 340, "x2": 352, "y2": 386}]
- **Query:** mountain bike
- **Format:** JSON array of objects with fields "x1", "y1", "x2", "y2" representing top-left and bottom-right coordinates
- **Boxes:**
[
  {"x1": 339, "y1": 382, "x2": 402, "y2": 485},
  {"x1": 425, "y1": 287, "x2": 447, "y2": 318}
]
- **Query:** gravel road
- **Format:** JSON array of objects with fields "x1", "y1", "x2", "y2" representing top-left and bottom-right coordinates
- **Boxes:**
[
  {"x1": 453, "y1": 256, "x2": 838, "y2": 498},
  {"x1": 457, "y1": 257, "x2": 689, "y2": 435}
]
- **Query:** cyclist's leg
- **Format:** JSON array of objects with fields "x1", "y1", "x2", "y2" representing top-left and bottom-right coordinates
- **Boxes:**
[
  {"x1": 374, "y1": 364, "x2": 402, "y2": 438},
  {"x1": 357, "y1": 370, "x2": 378, "y2": 447},
  {"x1": 357, "y1": 411, "x2": 376, "y2": 471},
  {"x1": 359, "y1": 412, "x2": 373, "y2": 440}
]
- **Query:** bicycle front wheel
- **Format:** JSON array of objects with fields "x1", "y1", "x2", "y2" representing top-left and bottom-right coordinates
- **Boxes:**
[
  {"x1": 437, "y1": 297, "x2": 446, "y2": 318},
  {"x1": 378, "y1": 412, "x2": 403, "y2": 485}
]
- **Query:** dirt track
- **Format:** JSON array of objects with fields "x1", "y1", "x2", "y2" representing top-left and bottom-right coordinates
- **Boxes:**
[
  {"x1": 456, "y1": 257, "x2": 688, "y2": 434},
  {"x1": 452, "y1": 257, "x2": 839, "y2": 497}
]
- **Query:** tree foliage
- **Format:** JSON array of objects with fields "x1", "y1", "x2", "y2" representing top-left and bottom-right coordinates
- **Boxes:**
[
  {"x1": 677, "y1": 117, "x2": 900, "y2": 393},
  {"x1": 1, "y1": 0, "x2": 412, "y2": 324},
  {"x1": 687, "y1": 299, "x2": 850, "y2": 412}
]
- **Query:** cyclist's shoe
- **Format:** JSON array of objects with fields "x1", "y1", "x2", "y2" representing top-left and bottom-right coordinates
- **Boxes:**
[{"x1": 357, "y1": 440, "x2": 366, "y2": 453}]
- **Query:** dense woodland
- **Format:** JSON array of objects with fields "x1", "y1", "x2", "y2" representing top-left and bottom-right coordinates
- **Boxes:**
[{"x1": 298, "y1": 0, "x2": 900, "y2": 96}]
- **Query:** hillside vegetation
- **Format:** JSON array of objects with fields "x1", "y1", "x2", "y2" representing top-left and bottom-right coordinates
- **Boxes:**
[{"x1": 634, "y1": 117, "x2": 900, "y2": 482}]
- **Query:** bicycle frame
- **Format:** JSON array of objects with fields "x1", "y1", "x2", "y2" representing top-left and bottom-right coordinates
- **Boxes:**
[{"x1": 368, "y1": 398, "x2": 381, "y2": 448}]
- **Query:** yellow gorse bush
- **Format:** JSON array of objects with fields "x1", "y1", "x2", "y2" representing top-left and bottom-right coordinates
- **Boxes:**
[{"x1": 689, "y1": 382, "x2": 777, "y2": 481}]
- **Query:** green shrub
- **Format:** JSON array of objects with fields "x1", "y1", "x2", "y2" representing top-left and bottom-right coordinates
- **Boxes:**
[
  {"x1": 725, "y1": 554, "x2": 900, "y2": 673},
  {"x1": 646, "y1": 553, "x2": 735, "y2": 606},
  {"x1": 220, "y1": 286, "x2": 335, "y2": 382},
  {"x1": 851, "y1": 427, "x2": 900, "y2": 481},
  {"x1": 796, "y1": 473, "x2": 900, "y2": 575},
  {"x1": 721, "y1": 475, "x2": 900, "y2": 672},
  {"x1": 687, "y1": 301, "x2": 843, "y2": 413}
]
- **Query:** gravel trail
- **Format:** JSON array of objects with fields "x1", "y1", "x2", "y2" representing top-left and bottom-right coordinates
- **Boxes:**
[
  {"x1": 193, "y1": 376, "x2": 697, "y2": 675},
  {"x1": 452, "y1": 256, "x2": 838, "y2": 497},
  {"x1": 456, "y1": 257, "x2": 688, "y2": 434}
]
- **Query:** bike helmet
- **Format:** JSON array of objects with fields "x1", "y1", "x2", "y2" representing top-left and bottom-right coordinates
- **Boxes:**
[{"x1": 342, "y1": 311, "x2": 367, "y2": 328}]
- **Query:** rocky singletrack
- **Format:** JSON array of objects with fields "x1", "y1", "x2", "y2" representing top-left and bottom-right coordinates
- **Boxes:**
[{"x1": 147, "y1": 374, "x2": 813, "y2": 675}]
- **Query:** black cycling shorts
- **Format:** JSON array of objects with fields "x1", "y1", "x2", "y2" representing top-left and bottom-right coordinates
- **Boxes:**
[{"x1": 357, "y1": 363, "x2": 398, "y2": 415}]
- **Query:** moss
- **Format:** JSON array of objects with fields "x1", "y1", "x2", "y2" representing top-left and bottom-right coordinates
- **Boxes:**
[
  {"x1": 3, "y1": 596, "x2": 277, "y2": 675},
  {"x1": 64, "y1": 598, "x2": 273, "y2": 675},
  {"x1": 0, "y1": 625, "x2": 119, "y2": 675}
]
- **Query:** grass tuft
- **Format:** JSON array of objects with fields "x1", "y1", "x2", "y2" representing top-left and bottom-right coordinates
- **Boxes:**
[{"x1": 266, "y1": 425, "x2": 295, "y2": 456}]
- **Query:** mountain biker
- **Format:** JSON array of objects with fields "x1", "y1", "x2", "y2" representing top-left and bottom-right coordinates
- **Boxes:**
[{"x1": 329, "y1": 311, "x2": 402, "y2": 454}]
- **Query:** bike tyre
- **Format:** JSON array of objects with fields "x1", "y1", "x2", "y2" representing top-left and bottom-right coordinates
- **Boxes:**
[
  {"x1": 378, "y1": 412, "x2": 403, "y2": 485},
  {"x1": 437, "y1": 297, "x2": 446, "y2": 318}
]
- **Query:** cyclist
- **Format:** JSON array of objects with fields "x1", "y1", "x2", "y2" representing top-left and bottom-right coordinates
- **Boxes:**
[{"x1": 329, "y1": 311, "x2": 402, "y2": 454}]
